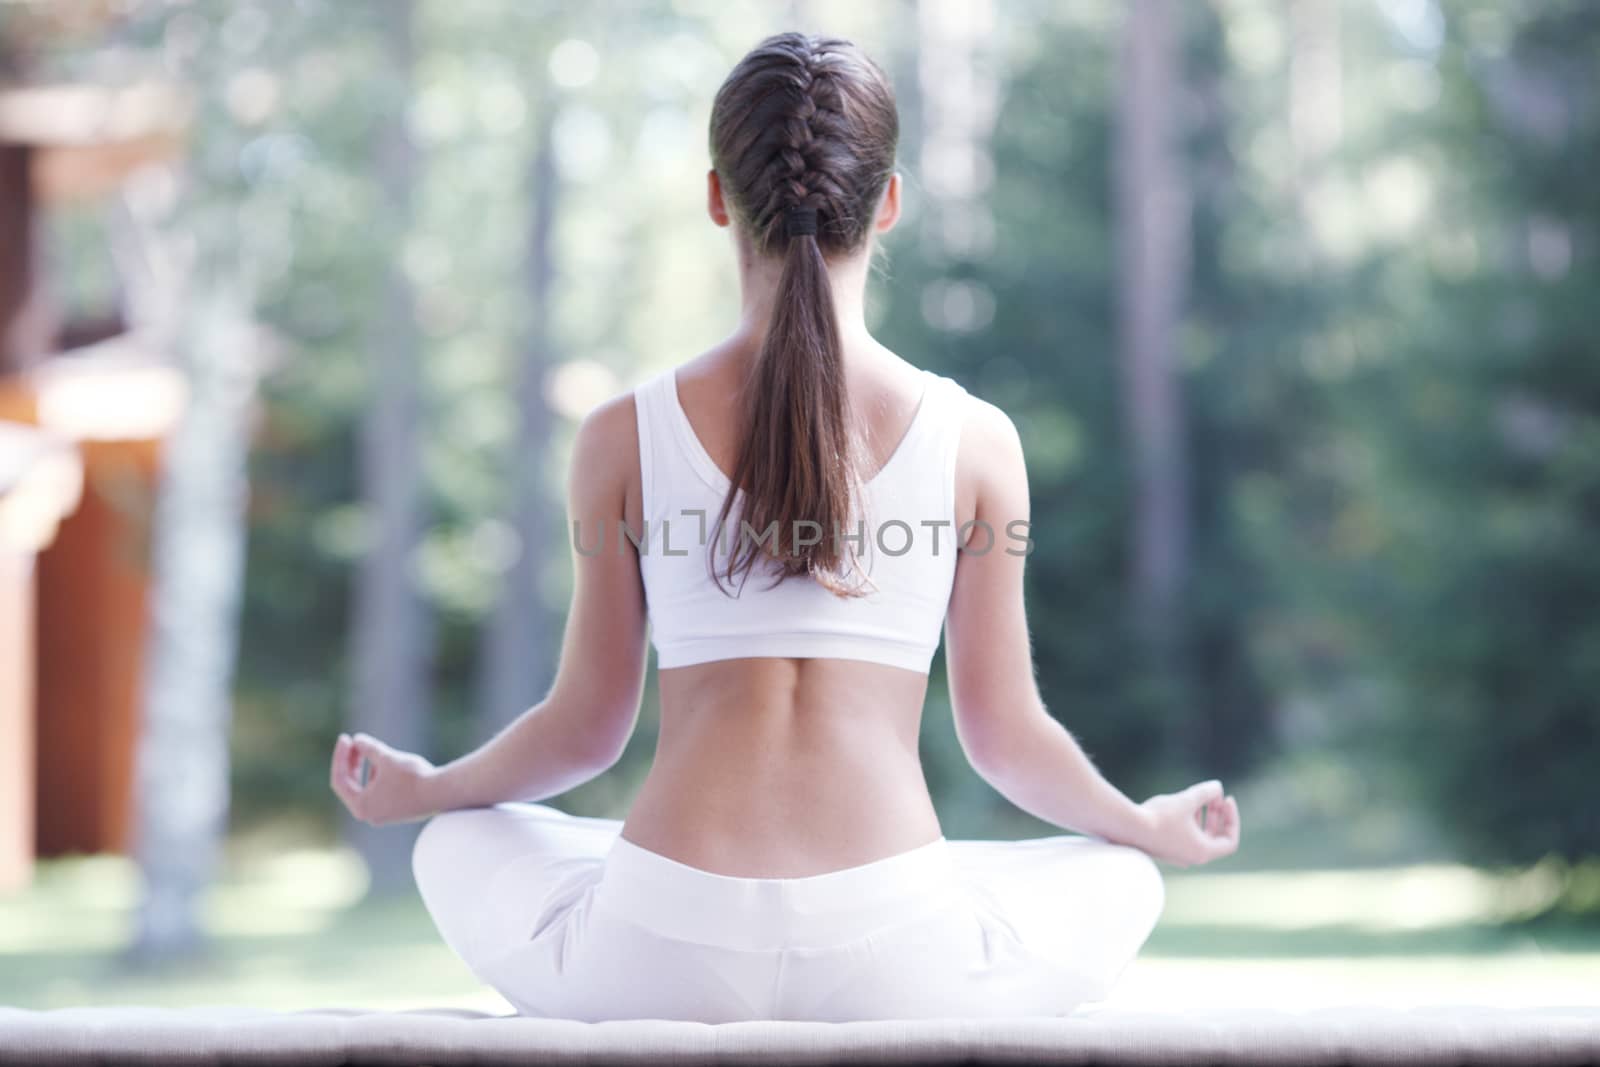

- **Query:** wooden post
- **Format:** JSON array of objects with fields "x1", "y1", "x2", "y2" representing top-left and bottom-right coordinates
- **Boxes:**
[
  {"x1": 0, "y1": 420, "x2": 82, "y2": 888},
  {"x1": 0, "y1": 545, "x2": 37, "y2": 888}
]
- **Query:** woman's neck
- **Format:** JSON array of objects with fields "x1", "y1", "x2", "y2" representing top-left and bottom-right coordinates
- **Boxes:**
[{"x1": 730, "y1": 246, "x2": 876, "y2": 357}]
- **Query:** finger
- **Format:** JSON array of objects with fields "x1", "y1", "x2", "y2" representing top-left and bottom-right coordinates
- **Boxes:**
[
  {"x1": 352, "y1": 736, "x2": 384, "y2": 788},
  {"x1": 358, "y1": 735, "x2": 388, "y2": 783},
  {"x1": 1185, "y1": 779, "x2": 1224, "y2": 812},
  {"x1": 1207, "y1": 797, "x2": 1228, "y2": 836},
  {"x1": 330, "y1": 757, "x2": 363, "y2": 818},
  {"x1": 1219, "y1": 796, "x2": 1235, "y2": 835},
  {"x1": 1200, "y1": 808, "x2": 1235, "y2": 855},
  {"x1": 1205, "y1": 804, "x2": 1240, "y2": 856},
  {"x1": 342, "y1": 739, "x2": 377, "y2": 804},
  {"x1": 342, "y1": 734, "x2": 367, "y2": 783},
  {"x1": 333, "y1": 734, "x2": 365, "y2": 793},
  {"x1": 349, "y1": 736, "x2": 369, "y2": 778}
]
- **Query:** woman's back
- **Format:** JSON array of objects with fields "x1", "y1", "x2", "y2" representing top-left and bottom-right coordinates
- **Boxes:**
[{"x1": 620, "y1": 340, "x2": 965, "y2": 877}]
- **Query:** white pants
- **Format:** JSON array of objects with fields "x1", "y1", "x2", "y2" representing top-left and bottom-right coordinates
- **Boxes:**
[{"x1": 412, "y1": 803, "x2": 1164, "y2": 1022}]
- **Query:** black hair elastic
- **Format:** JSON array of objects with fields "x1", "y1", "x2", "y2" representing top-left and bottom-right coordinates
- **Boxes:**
[{"x1": 785, "y1": 204, "x2": 819, "y2": 238}]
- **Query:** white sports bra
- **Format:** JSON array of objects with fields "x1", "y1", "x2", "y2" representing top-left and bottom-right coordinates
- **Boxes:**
[{"x1": 633, "y1": 365, "x2": 970, "y2": 674}]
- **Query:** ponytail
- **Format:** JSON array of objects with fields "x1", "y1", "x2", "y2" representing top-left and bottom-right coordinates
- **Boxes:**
[{"x1": 709, "y1": 207, "x2": 868, "y2": 598}]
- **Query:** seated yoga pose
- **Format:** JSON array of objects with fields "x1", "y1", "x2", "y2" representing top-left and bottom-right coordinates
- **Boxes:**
[{"x1": 330, "y1": 29, "x2": 1241, "y2": 1022}]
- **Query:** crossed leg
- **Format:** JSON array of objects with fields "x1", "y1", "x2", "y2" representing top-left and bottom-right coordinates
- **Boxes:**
[
  {"x1": 947, "y1": 833, "x2": 1166, "y2": 1007},
  {"x1": 410, "y1": 802, "x2": 622, "y2": 989}
]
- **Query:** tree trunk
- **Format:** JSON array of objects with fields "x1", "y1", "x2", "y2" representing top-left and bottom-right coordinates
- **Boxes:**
[
  {"x1": 347, "y1": 0, "x2": 432, "y2": 892},
  {"x1": 1113, "y1": 0, "x2": 1191, "y2": 658},
  {"x1": 915, "y1": 0, "x2": 999, "y2": 264},
  {"x1": 476, "y1": 93, "x2": 560, "y2": 738},
  {"x1": 128, "y1": 274, "x2": 257, "y2": 965},
  {"x1": 1287, "y1": 0, "x2": 1342, "y2": 175}
]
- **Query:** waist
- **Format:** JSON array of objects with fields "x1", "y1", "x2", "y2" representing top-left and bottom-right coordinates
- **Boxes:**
[
  {"x1": 593, "y1": 831, "x2": 963, "y2": 951},
  {"x1": 620, "y1": 766, "x2": 944, "y2": 874},
  {"x1": 626, "y1": 715, "x2": 938, "y2": 864}
]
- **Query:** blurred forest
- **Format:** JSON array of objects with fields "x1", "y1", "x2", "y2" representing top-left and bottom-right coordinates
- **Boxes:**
[{"x1": 4, "y1": 0, "x2": 1596, "y2": 935}]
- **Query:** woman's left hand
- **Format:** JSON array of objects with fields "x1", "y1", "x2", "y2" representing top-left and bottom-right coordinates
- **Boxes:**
[
  {"x1": 330, "y1": 732, "x2": 441, "y2": 826},
  {"x1": 1132, "y1": 780, "x2": 1240, "y2": 868}
]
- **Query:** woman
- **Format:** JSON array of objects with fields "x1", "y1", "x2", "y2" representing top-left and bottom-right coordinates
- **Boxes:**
[{"x1": 330, "y1": 30, "x2": 1240, "y2": 1022}]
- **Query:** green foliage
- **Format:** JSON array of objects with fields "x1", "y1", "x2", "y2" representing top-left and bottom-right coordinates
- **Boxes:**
[{"x1": 1322, "y1": 0, "x2": 1600, "y2": 866}]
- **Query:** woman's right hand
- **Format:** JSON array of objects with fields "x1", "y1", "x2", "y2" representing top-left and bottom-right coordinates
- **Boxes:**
[
  {"x1": 329, "y1": 732, "x2": 442, "y2": 827},
  {"x1": 1133, "y1": 779, "x2": 1240, "y2": 868}
]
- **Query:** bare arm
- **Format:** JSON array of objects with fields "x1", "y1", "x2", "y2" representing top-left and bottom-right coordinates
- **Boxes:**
[
  {"x1": 944, "y1": 399, "x2": 1153, "y2": 843},
  {"x1": 332, "y1": 391, "x2": 649, "y2": 822},
  {"x1": 943, "y1": 397, "x2": 1241, "y2": 866}
]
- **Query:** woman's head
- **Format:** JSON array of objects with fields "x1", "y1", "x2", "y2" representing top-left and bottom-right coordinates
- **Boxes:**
[
  {"x1": 709, "y1": 31, "x2": 899, "y2": 260},
  {"x1": 705, "y1": 31, "x2": 901, "y2": 598}
]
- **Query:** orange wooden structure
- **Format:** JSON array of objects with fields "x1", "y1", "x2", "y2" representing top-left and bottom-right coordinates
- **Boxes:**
[
  {"x1": 0, "y1": 348, "x2": 184, "y2": 858},
  {"x1": 0, "y1": 420, "x2": 82, "y2": 888}
]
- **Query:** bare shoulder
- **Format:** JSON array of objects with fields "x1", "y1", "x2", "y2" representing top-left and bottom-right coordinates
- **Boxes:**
[
  {"x1": 575, "y1": 386, "x2": 638, "y2": 446},
  {"x1": 952, "y1": 388, "x2": 1027, "y2": 535},
  {"x1": 569, "y1": 385, "x2": 640, "y2": 502},
  {"x1": 952, "y1": 388, "x2": 1026, "y2": 484},
  {"x1": 955, "y1": 389, "x2": 1022, "y2": 454}
]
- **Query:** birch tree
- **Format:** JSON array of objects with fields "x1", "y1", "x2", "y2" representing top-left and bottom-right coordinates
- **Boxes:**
[
  {"x1": 126, "y1": 3, "x2": 277, "y2": 961},
  {"x1": 475, "y1": 67, "x2": 561, "y2": 738},
  {"x1": 129, "y1": 267, "x2": 259, "y2": 963},
  {"x1": 346, "y1": 0, "x2": 433, "y2": 893},
  {"x1": 1113, "y1": 0, "x2": 1191, "y2": 660}
]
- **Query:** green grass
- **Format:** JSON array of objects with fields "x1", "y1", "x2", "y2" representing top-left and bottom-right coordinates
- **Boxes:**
[
  {"x1": 0, "y1": 844, "x2": 501, "y2": 1013},
  {"x1": 1127, "y1": 861, "x2": 1600, "y2": 1011},
  {"x1": 4, "y1": 830, "x2": 1598, "y2": 1013}
]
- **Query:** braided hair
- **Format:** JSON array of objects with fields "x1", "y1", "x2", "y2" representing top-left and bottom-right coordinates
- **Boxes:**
[{"x1": 706, "y1": 31, "x2": 900, "y2": 598}]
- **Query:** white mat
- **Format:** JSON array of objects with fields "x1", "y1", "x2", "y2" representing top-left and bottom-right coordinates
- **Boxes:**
[{"x1": 1, "y1": 1003, "x2": 1598, "y2": 1065}]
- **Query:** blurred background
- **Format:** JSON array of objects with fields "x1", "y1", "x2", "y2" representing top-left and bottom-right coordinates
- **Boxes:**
[{"x1": 0, "y1": 0, "x2": 1596, "y2": 1013}]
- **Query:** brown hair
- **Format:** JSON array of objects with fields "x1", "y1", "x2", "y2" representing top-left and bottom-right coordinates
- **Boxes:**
[{"x1": 707, "y1": 31, "x2": 899, "y2": 597}]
